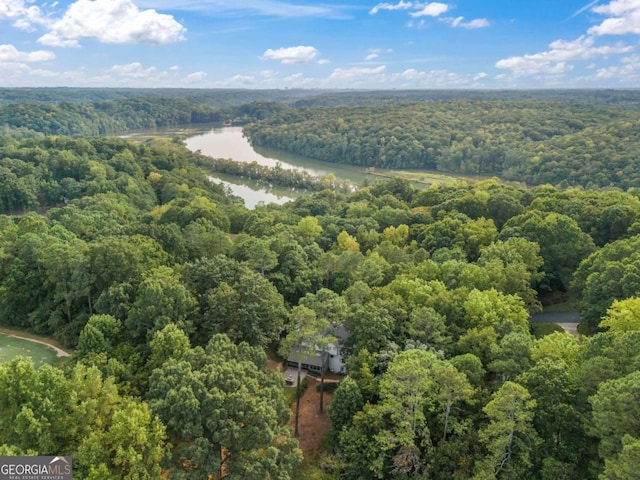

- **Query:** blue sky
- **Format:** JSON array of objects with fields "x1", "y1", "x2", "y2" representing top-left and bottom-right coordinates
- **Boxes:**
[{"x1": 2, "y1": 0, "x2": 640, "y2": 88}]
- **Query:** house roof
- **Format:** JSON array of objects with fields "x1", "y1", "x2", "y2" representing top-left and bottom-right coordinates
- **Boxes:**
[
  {"x1": 287, "y1": 351, "x2": 326, "y2": 368},
  {"x1": 334, "y1": 324, "x2": 348, "y2": 340}
]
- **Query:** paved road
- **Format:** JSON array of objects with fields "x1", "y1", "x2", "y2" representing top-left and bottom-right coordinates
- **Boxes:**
[
  {"x1": 531, "y1": 310, "x2": 580, "y2": 322},
  {"x1": 530, "y1": 310, "x2": 580, "y2": 338}
]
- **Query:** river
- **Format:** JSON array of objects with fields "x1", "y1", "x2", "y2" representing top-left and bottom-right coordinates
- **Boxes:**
[{"x1": 182, "y1": 126, "x2": 372, "y2": 208}]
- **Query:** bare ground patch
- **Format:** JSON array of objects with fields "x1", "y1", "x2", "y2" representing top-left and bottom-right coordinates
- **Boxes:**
[{"x1": 289, "y1": 376, "x2": 334, "y2": 462}]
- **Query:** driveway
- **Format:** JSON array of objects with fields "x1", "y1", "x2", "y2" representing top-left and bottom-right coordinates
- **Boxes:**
[{"x1": 530, "y1": 310, "x2": 580, "y2": 339}]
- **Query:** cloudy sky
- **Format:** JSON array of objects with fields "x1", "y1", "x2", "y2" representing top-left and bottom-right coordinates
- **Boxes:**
[{"x1": 2, "y1": 0, "x2": 640, "y2": 88}]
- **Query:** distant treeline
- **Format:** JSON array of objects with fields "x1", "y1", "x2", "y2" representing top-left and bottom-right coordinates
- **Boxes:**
[
  {"x1": 0, "y1": 87, "x2": 317, "y2": 107},
  {"x1": 0, "y1": 98, "x2": 292, "y2": 136},
  {"x1": 244, "y1": 100, "x2": 640, "y2": 189},
  {"x1": 289, "y1": 88, "x2": 640, "y2": 108},
  {"x1": 5, "y1": 87, "x2": 640, "y2": 109}
]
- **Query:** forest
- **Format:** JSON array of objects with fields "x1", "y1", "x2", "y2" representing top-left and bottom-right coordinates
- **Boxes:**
[
  {"x1": 243, "y1": 100, "x2": 640, "y2": 189},
  {"x1": 1, "y1": 89, "x2": 640, "y2": 479}
]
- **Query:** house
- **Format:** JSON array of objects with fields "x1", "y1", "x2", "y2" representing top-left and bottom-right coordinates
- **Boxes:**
[{"x1": 286, "y1": 325, "x2": 348, "y2": 375}]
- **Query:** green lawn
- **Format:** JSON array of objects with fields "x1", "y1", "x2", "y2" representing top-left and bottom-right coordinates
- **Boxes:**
[{"x1": 0, "y1": 333, "x2": 63, "y2": 367}]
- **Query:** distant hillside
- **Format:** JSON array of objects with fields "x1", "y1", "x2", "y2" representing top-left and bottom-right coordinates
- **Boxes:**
[{"x1": 244, "y1": 100, "x2": 640, "y2": 189}]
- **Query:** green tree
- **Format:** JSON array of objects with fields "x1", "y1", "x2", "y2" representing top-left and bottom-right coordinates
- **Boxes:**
[
  {"x1": 433, "y1": 360, "x2": 475, "y2": 442},
  {"x1": 76, "y1": 398, "x2": 167, "y2": 480},
  {"x1": 573, "y1": 236, "x2": 640, "y2": 332},
  {"x1": 125, "y1": 266, "x2": 196, "y2": 346},
  {"x1": 478, "y1": 237, "x2": 544, "y2": 311},
  {"x1": 601, "y1": 435, "x2": 640, "y2": 480},
  {"x1": 76, "y1": 314, "x2": 124, "y2": 358},
  {"x1": 464, "y1": 289, "x2": 529, "y2": 338},
  {"x1": 183, "y1": 256, "x2": 287, "y2": 347},
  {"x1": 0, "y1": 358, "x2": 73, "y2": 454},
  {"x1": 328, "y1": 376, "x2": 364, "y2": 445},
  {"x1": 474, "y1": 381, "x2": 539, "y2": 479},
  {"x1": 589, "y1": 370, "x2": 640, "y2": 462},
  {"x1": 599, "y1": 297, "x2": 640, "y2": 332},
  {"x1": 376, "y1": 349, "x2": 438, "y2": 475},
  {"x1": 518, "y1": 359, "x2": 585, "y2": 478},
  {"x1": 500, "y1": 210, "x2": 595, "y2": 290},
  {"x1": 296, "y1": 216, "x2": 323, "y2": 245},
  {"x1": 148, "y1": 334, "x2": 302, "y2": 479},
  {"x1": 232, "y1": 235, "x2": 278, "y2": 276},
  {"x1": 147, "y1": 323, "x2": 190, "y2": 371}
]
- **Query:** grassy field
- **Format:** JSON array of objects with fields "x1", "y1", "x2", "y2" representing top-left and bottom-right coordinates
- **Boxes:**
[
  {"x1": 0, "y1": 333, "x2": 62, "y2": 367},
  {"x1": 367, "y1": 169, "x2": 527, "y2": 189}
]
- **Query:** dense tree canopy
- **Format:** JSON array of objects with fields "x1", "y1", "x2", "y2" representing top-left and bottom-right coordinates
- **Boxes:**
[
  {"x1": 244, "y1": 101, "x2": 640, "y2": 189},
  {"x1": 1, "y1": 91, "x2": 640, "y2": 479}
]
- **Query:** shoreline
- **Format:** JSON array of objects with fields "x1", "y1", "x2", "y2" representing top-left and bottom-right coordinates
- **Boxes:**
[{"x1": 0, "y1": 327, "x2": 71, "y2": 357}]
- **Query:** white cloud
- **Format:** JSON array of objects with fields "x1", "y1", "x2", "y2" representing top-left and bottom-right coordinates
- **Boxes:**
[
  {"x1": 370, "y1": 1, "x2": 448, "y2": 18},
  {"x1": 0, "y1": 0, "x2": 29, "y2": 20},
  {"x1": 282, "y1": 72, "x2": 317, "y2": 87},
  {"x1": 186, "y1": 71, "x2": 207, "y2": 81},
  {"x1": 111, "y1": 62, "x2": 156, "y2": 78},
  {"x1": 592, "y1": 53, "x2": 640, "y2": 80},
  {"x1": 410, "y1": 2, "x2": 449, "y2": 17},
  {"x1": 495, "y1": 35, "x2": 632, "y2": 77},
  {"x1": 38, "y1": 0, "x2": 186, "y2": 47},
  {"x1": 0, "y1": 44, "x2": 55, "y2": 62},
  {"x1": 37, "y1": 34, "x2": 81, "y2": 48},
  {"x1": 473, "y1": 72, "x2": 488, "y2": 81},
  {"x1": 407, "y1": 19, "x2": 426, "y2": 28},
  {"x1": 0, "y1": 0, "x2": 47, "y2": 30},
  {"x1": 391, "y1": 68, "x2": 471, "y2": 86},
  {"x1": 593, "y1": 0, "x2": 640, "y2": 16},
  {"x1": 589, "y1": 0, "x2": 640, "y2": 35},
  {"x1": 317, "y1": 58, "x2": 331, "y2": 65},
  {"x1": 364, "y1": 48, "x2": 393, "y2": 61},
  {"x1": 444, "y1": 16, "x2": 490, "y2": 29},
  {"x1": 227, "y1": 74, "x2": 256, "y2": 85},
  {"x1": 370, "y1": 1, "x2": 413, "y2": 15},
  {"x1": 261, "y1": 45, "x2": 319, "y2": 64},
  {"x1": 137, "y1": 0, "x2": 347, "y2": 19},
  {"x1": 365, "y1": 48, "x2": 382, "y2": 61},
  {"x1": 329, "y1": 65, "x2": 386, "y2": 81},
  {"x1": 569, "y1": 0, "x2": 599, "y2": 19}
]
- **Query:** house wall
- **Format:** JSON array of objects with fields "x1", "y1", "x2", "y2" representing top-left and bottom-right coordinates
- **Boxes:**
[{"x1": 327, "y1": 344, "x2": 346, "y2": 374}]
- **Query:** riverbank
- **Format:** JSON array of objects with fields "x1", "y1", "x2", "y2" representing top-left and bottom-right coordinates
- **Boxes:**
[{"x1": 0, "y1": 326, "x2": 71, "y2": 357}]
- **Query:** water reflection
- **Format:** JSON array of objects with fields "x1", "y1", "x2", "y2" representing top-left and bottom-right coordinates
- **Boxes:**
[
  {"x1": 209, "y1": 177, "x2": 294, "y2": 209},
  {"x1": 185, "y1": 126, "x2": 370, "y2": 183}
]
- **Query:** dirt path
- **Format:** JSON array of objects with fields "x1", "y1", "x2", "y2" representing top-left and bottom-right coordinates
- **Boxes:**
[
  {"x1": 0, "y1": 327, "x2": 71, "y2": 357},
  {"x1": 290, "y1": 376, "x2": 333, "y2": 461}
]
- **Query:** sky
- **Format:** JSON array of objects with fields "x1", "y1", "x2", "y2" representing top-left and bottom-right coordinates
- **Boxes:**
[{"x1": 2, "y1": 0, "x2": 640, "y2": 89}]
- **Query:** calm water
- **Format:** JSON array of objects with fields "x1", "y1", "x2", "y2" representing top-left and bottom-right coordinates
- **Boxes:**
[
  {"x1": 209, "y1": 176, "x2": 296, "y2": 209},
  {"x1": 185, "y1": 126, "x2": 370, "y2": 183},
  {"x1": 181, "y1": 126, "x2": 380, "y2": 208}
]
